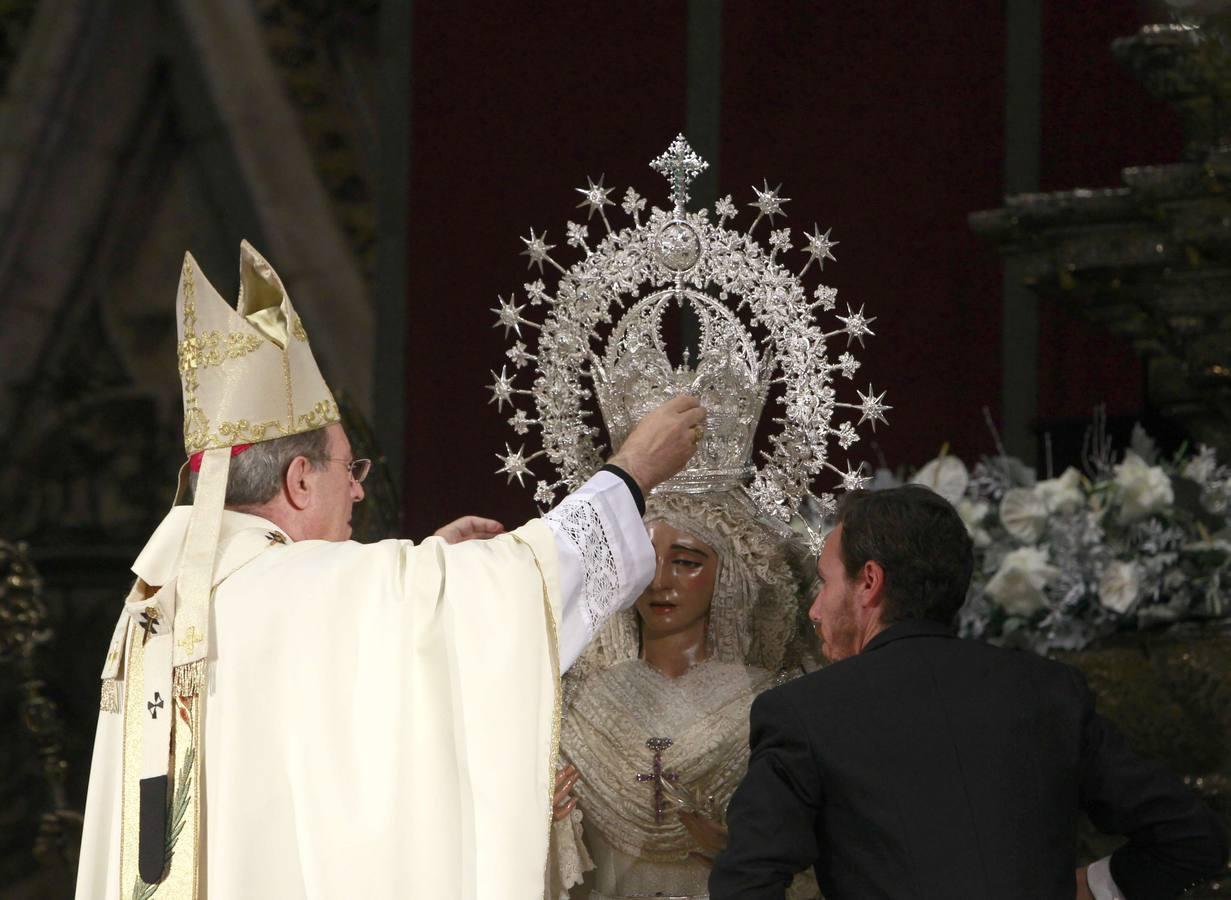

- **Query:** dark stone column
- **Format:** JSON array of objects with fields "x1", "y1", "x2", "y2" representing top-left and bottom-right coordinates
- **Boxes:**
[{"x1": 1002, "y1": 0, "x2": 1042, "y2": 460}]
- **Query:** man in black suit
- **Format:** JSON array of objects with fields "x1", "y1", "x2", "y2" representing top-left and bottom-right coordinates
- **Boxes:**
[{"x1": 711, "y1": 485, "x2": 1227, "y2": 899}]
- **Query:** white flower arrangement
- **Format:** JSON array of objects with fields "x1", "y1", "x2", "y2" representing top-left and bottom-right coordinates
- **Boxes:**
[{"x1": 889, "y1": 428, "x2": 1231, "y2": 654}]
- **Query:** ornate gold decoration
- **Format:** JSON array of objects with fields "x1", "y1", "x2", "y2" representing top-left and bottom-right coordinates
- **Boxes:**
[
  {"x1": 214, "y1": 418, "x2": 283, "y2": 445},
  {"x1": 176, "y1": 627, "x2": 203, "y2": 656},
  {"x1": 298, "y1": 398, "x2": 340, "y2": 431},
  {"x1": 121, "y1": 635, "x2": 202, "y2": 900},
  {"x1": 177, "y1": 331, "x2": 263, "y2": 373},
  {"x1": 178, "y1": 259, "x2": 212, "y2": 456},
  {"x1": 176, "y1": 244, "x2": 340, "y2": 454}
]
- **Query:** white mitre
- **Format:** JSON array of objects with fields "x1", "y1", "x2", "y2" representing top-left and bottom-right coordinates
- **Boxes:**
[{"x1": 177, "y1": 239, "x2": 339, "y2": 455}]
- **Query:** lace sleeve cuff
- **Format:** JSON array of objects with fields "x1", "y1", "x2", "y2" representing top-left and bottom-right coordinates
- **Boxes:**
[
  {"x1": 545, "y1": 471, "x2": 655, "y2": 671},
  {"x1": 545, "y1": 805, "x2": 592, "y2": 900}
]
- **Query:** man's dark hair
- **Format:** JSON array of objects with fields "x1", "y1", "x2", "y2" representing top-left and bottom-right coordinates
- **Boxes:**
[{"x1": 835, "y1": 485, "x2": 974, "y2": 624}]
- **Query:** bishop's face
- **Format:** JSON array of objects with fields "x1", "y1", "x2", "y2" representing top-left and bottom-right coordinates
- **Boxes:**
[
  {"x1": 809, "y1": 525, "x2": 860, "y2": 661},
  {"x1": 304, "y1": 423, "x2": 365, "y2": 541},
  {"x1": 635, "y1": 520, "x2": 718, "y2": 639}
]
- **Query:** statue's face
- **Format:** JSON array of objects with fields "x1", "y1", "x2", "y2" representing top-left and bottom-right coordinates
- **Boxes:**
[{"x1": 635, "y1": 520, "x2": 718, "y2": 639}]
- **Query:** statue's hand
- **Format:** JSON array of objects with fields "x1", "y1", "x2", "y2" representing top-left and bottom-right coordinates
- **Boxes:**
[
  {"x1": 679, "y1": 809, "x2": 727, "y2": 857},
  {"x1": 552, "y1": 764, "x2": 579, "y2": 822}
]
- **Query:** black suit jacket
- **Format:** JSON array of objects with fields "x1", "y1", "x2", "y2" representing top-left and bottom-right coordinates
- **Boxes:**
[{"x1": 711, "y1": 619, "x2": 1228, "y2": 899}]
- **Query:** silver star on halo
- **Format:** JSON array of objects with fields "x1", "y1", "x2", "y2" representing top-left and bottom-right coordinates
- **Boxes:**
[
  {"x1": 520, "y1": 228, "x2": 555, "y2": 272},
  {"x1": 802, "y1": 225, "x2": 839, "y2": 267},
  {"x1": 856, "y1": 384, "x2": 891, "y2": 431},
  {"x1": 491, "y1": 294, "x2": 526, "y2": 337},
  {"x1": 836, "y1": 303, "x2": 876, "y2": 347},
  {"x1": 750, "y1": 180, "x2": 790, "y2": 224},
  {"x1": 488, "y1": 366, "x2": 515, "y2": 411},
  {"x1": 496, "y1": 443, "x2": 533, "y2": 486},
  {"x1": 840, "y1": 463, "x2": 870, "y2": 492},
  {"x1": 575, "y1": 175, "x2": 615, "y2": 220}
]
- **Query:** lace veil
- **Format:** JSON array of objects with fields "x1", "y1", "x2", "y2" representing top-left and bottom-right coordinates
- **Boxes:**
[{"x1": 566, "y1": 487, "x2": 815, "y2": 688}]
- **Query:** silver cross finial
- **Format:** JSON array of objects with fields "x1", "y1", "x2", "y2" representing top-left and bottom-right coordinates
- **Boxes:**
[{"x1": 650, "y1": 134, "x2": 708, "y2": 216}]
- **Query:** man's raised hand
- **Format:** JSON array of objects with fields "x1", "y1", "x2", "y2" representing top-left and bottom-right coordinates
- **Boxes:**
[
  {"x1": 608, "y1": 395, "x2": 705, "y2": 495},
  {"x1": 433, "y1": 516, "x2": 505, "y2": 544}
]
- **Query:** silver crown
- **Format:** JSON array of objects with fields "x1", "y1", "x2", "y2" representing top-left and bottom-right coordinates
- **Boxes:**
[
  {"x1": 492, "y1": 135, "x2": 889, "y2": 523},
  {"x1": 592, "y1": 290, "x2": 769, "y2": 493}
]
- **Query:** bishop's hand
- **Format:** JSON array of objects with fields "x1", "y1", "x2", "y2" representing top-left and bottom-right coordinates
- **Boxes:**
[
  {"x1": 608, "y1": 395, "x2": 705, "y2": 495},
  {"x1": 433, "y1": 516, "x2": 505, "y2": 544}
]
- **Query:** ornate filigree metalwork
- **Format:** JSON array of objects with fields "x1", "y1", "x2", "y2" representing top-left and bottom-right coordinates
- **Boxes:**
[{"x1": 493, "y1": 136, "x2": 888, "y2": 530}]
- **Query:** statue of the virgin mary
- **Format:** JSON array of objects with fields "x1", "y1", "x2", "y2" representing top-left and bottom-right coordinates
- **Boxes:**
[
  {"x1": 489, "y1": 136, "x2": 888, "y2": 900},
  {"x1": 548, "y1": 489, "x2": 820, "y2": 900}
]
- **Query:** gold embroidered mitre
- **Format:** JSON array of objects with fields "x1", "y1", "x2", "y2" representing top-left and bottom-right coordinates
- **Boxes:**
[{"x1": 177, "y1": 239, "x2": 339, "y2": 454}]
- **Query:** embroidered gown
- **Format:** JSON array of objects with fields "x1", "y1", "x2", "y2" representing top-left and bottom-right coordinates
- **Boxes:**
[{"x1": 550, "y1": 658, "x2": 775, "y2": 899}]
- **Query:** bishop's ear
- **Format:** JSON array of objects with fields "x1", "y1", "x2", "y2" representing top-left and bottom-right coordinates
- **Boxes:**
[{"x1": 284, "y1": 455, "x2": 314, "y2": 511}]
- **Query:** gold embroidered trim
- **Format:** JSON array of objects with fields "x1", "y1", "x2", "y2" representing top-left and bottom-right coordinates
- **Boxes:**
[
  {"x1": 179, "y1": 259, "x2": 212, "y2": 455},
  {"x1": 123, "y1": 638, "x2": 204, "y2": 899},
  {"x1": 217, "y1": 418, "x2": 285, "y2": 444},
  {"x1": 100, "y1": 679, "x2": 120, "y2": 714},
  {"x1": 173, "y1": 659, "x2": 207, "y2": 698},
  {"x1": 298, "y1": 399, "x2": 340, "y2": 431},
  {"x1": 291, "y1": 315, "x2": 308, "y2": 342},
  {"x1": 510, "y1": 533, "x2": 563, "y2": 849},
  {"x1": 178, "y1": 330, "x2": 263, "y2": 373},
  {"x1": 281, "y1": 351, "x2": 295, "y2": 432},
  {"x1": 185, "y1": 403, "x2": 341, "y2": 453}
]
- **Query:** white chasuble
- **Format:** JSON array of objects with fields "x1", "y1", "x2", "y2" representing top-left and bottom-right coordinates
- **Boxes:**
[{"x1": 77, "y1": 472, "x2": 652, "y2": 899}]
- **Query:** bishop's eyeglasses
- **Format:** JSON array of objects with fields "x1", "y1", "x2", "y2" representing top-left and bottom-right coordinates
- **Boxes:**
[{"x1": 327, "y1": 457, "x2": 372, "y2": 484}]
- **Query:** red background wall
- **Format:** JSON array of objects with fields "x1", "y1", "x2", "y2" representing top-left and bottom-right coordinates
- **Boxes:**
[{"x1": 403, "y1": 2, "x2": 1183, "y2": 537}]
